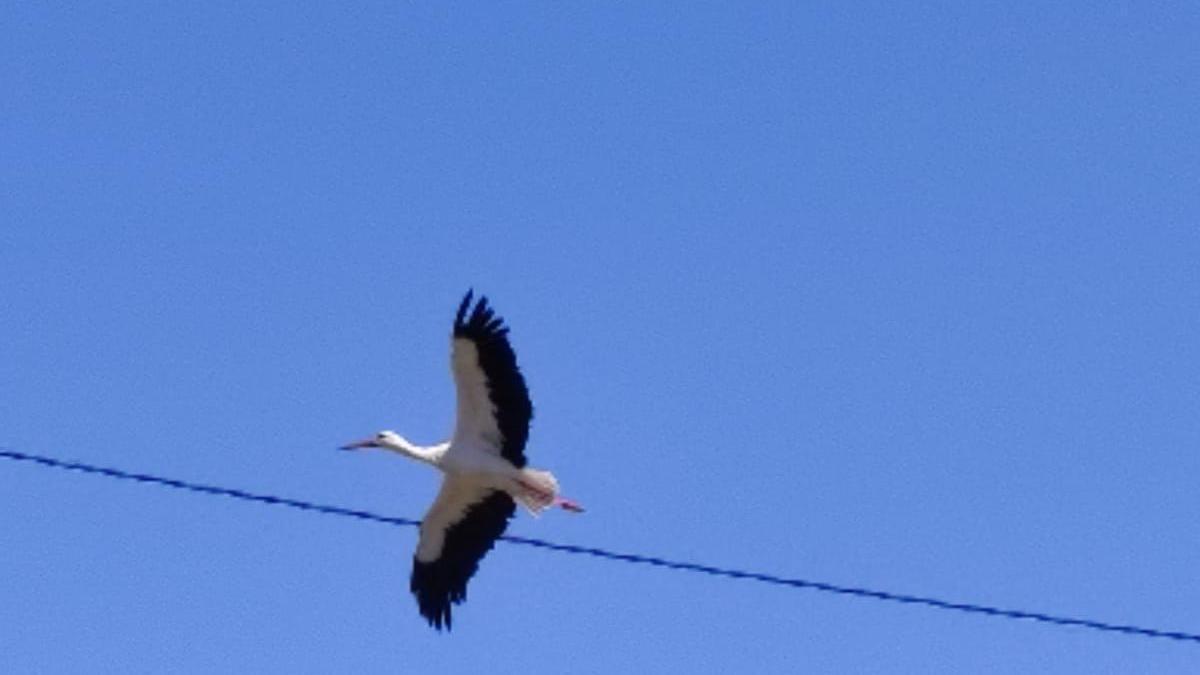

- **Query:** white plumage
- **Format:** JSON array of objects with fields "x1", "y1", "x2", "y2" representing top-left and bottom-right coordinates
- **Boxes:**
[{"x1": 342, "y1": 290, "x2": 581, "y2": 630}]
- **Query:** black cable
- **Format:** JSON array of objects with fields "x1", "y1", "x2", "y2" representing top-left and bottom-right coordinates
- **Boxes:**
[{"x1": 2, "y1": 448, "x2": 1197, "y2": 645}]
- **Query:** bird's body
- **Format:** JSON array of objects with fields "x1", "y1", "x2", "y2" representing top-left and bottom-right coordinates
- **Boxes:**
[{"x1": 343, "y1": 290, "x2": 580, "y2": 630}]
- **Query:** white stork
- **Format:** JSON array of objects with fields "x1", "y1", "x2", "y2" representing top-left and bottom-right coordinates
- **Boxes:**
[{"x1": 342, "y1": 290, "x2": 582, "y2": 630}]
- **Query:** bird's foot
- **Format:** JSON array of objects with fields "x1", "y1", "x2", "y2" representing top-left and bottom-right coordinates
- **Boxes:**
[{"x1": 555, "y1": 497, "x2": 585, "y2": 513}]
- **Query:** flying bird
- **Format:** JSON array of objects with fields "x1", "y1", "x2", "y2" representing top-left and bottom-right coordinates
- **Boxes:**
[{"x1": 342, "y1": 290, "x2": 582, "y2": 630}]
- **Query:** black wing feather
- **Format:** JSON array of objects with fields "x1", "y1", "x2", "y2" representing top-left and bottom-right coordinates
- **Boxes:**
[
  {"x1": 453, "y1": 290, "x2": 533, "y2": 468},
  {"x1": 410, "y1": 491, "x2": 516, "y2": 630}
]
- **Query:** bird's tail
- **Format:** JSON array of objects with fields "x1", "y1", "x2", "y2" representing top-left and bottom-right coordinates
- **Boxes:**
[{"x1": 515, "y1": 468, "x2": 560, "y2": 516}]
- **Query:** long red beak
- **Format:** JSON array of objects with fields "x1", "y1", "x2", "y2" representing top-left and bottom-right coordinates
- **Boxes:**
[{"x1": 340, "y1": 437, "x2": 380, "y2": 451}]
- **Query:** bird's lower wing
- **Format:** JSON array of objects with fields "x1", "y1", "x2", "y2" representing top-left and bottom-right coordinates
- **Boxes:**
[{"x1": 411, "y1": 476, "x2": 516, "y2": 630}]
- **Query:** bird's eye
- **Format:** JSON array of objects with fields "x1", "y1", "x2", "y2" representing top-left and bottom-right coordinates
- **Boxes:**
[{"x1": 376, "y1": 432, "x2": 387, "y2": 440}]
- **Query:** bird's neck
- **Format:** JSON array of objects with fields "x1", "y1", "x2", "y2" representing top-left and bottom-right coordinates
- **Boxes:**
[{"x1": 381, "y1": 438, "x2": 444, "y2": 466}]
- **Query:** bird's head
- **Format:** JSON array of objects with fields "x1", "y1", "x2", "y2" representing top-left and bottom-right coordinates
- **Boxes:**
[{"x1": 340, "y1": 430, "x2": 405, "y2": 451}]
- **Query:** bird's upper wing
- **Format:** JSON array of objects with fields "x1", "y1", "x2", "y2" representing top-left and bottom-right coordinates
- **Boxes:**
[
  {"x1": 449, "y1": 290, "x2": 533, "y2": 468},
  {"x1": 411, "y1": 475, "x2": 516, "y2": 630}
]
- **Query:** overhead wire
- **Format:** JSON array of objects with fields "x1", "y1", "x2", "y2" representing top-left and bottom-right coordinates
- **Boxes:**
[{"x1": 2, "y1": 447, "x2": 1197, "y2": 645}]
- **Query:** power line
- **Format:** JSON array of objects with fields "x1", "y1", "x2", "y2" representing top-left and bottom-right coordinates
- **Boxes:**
[{"x1": 2, "y1": 448, "x2": 1197, "y2": 645}]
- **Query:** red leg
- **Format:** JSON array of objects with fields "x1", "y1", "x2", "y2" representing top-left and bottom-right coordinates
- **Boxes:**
[{"x1": 555, "y1": 497, "x2": 585, "y2": 513}]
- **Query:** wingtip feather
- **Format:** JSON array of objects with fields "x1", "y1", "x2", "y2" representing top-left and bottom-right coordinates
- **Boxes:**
[{"x1": 455, "y1": 289, "x2": 475, "y2": 328}]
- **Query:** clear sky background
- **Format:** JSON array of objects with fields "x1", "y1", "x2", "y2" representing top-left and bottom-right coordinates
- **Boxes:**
[{"x1": 2, "y1": 3, "x2": 1199, "y2": 673}]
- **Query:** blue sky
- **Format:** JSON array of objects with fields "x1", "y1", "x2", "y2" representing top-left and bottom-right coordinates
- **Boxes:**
[{"x1": 2, "y1": 2, "x2": 1199, "y2": 672}]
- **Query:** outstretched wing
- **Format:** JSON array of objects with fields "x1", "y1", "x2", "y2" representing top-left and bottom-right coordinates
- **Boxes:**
[
  {"x1": 449, "y1": 290, "x2": 533, "y2": 468},
  {"x1": 411, "y1": 476, "x2": 516, "y2": 630}
]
